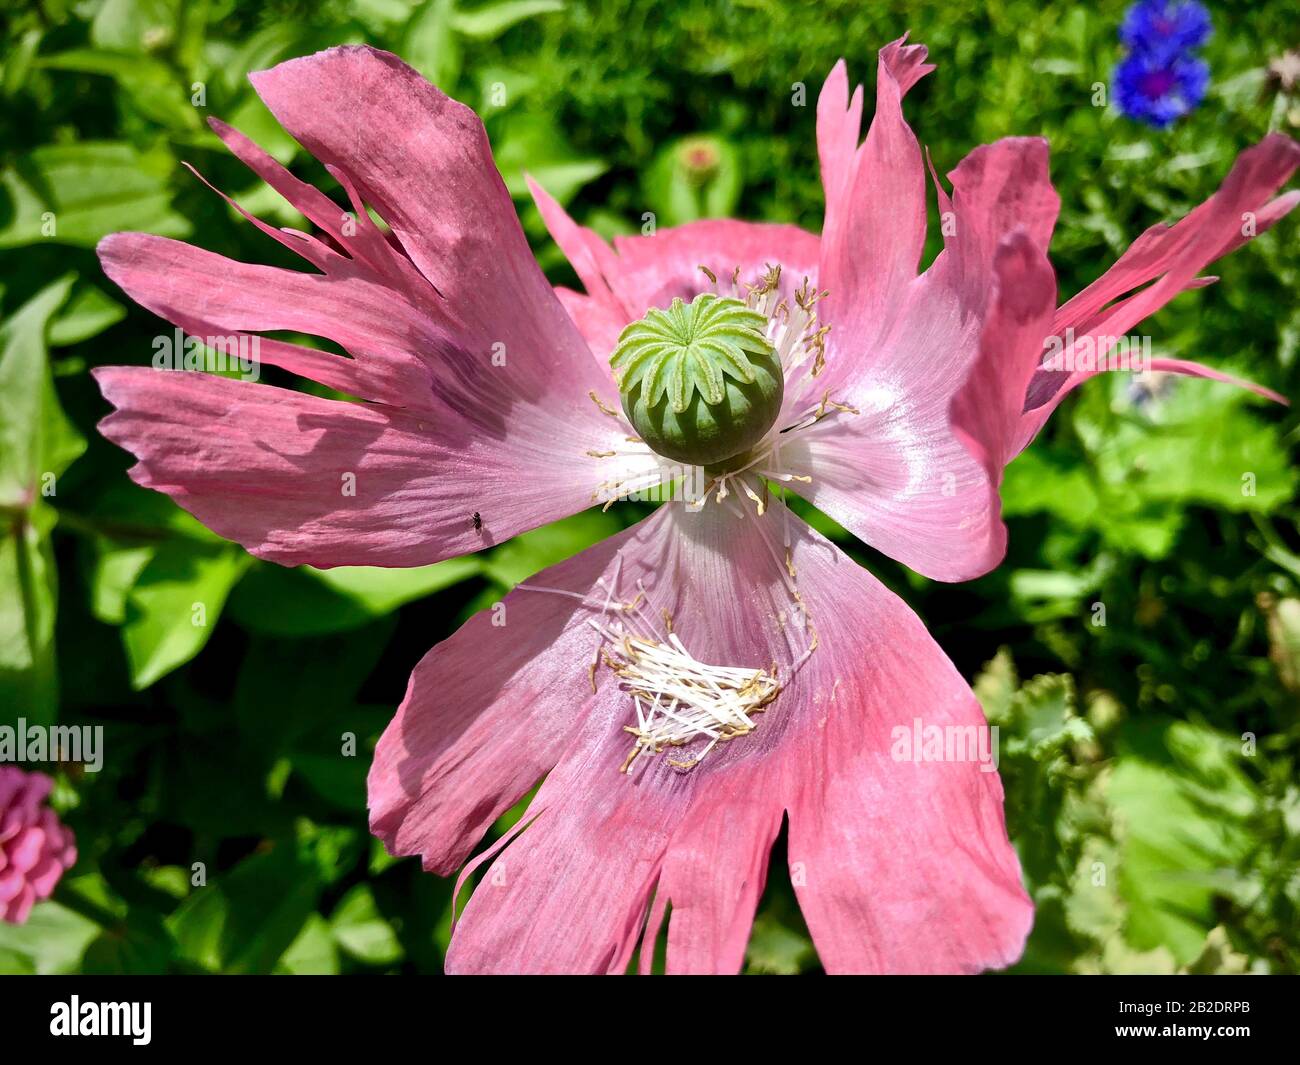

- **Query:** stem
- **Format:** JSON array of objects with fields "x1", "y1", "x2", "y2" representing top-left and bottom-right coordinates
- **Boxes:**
[{"x1": 52, "y1": 882, "x2": 122, "y2": 930}]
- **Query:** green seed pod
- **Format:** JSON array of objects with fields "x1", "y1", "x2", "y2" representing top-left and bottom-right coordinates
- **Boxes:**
[{"x1": 610, "y1": 295, "x2": 784, "y2": 467}]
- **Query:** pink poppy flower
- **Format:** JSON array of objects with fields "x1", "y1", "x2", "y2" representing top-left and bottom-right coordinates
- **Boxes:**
[
  {"x1": 0, "y1": 767, "x2": 77, "y2": 924},
  {"x1": 90, "y1": 39, "x2": 1296, "y2": 974}
]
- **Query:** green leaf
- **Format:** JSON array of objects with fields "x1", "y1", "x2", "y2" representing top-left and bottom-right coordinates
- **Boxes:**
[
  {"x1": 82, "y1": 909, "x2": 177, "y2": 974},
  {"x1": 0, "y1": 275, "x2": 82, "y2": 501},
  {"x1": 48, "y1": 284, "x2": 126, "y2": 347},
  {"x1": 1260, "y1": 594, "x2": 1300, "y2": 693},
  {"x1": 973, "y1": 647, "x2": 1019, "y2": 726},
  {"x1": 37, "y1": 50, "x2": 200, "y2": 131},
  {"x1": 451, "y1": 0, "x2": 564, "y2": 40},
  {"x1": 139, "y1": 865, "x2": 192, "y2": 901},
  {"x1": 0, "y1": 509, "x2": 59, "y2": 726},
  {"x1": 293, "y1": 752, "x2": 367, "y2": 810},
  {"x1": 2, "y1": 28, "x2": 43, "y2": 98},
  {"x1": 1075, "y1": 374, "x2": 1296, "y2": 514},
  {"x1": 0, "y1": 902, "x2": 100, "y2": 975},
  {"x1": 233, "y1": 624, "x2": 393, "y2": 757},
  {"x1": 744, "y1": 912, "x2": 815, "y2": 975},
  {"x1": 329, "y1": 884, "x2": 404, "y2": 966},
  {"x1": 0, "y1": 142, "x2": 190, "y2": 249},
  {"x1": 87, "y1": 540, "x2": 155, "y2": 626},
  {"x1": 1001, "y1": 446, "x2": 1100, "y2": 525},
  {"x1": 1182, "y1": 925, "x2": 1251, "y2": 974},
  {"x1": 481, "y1": 509, "x2": 622, "y2": 588},
  {"x1": 1063, "y1": 837, "x2": 1124, "y2": 942},
  {"x1": 493, "y1": 114, "x2": 607, "y2": 204},
  {"x1": 1108, "y1": 720, "x2": 1258, "y2": 965},
  {"x1": 277, "y1": 914, "x2": 340, "y2": 975},
  {"x1": 0, "y1": 277, "x2": 83, "y2": 726},
  {"x1": 91, "y1": 0, "x2": 178, "y2": 53},
  {"x1": 167, "y1": 844, "x2": 321, "y2": 974},
  {"x1": 405, "y1": 0, "x2": 463, "y2": 89},
  {"x1": 121, "y1": 541, "x2": 251, "y2": 689},
  {"x1": 228, "y1": 556, "x2": 479, "y2": 637}
]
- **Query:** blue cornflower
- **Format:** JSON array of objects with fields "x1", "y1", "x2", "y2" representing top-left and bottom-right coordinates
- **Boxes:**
[
  {"x1": 1120, "y1": 0, "x2": 1212, "y2": 57},
  {"x1": 1114, "y1": 48, "x2": 1210, "y2": 128},
  {"x1": 1114, "y1": 0, "x2": 1212, "y2": 128}
]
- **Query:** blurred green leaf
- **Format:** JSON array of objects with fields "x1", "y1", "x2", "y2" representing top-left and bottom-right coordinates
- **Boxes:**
[
  {"x1": 168, "y1": 843, "x2": 320, "y2": 974},
  {"x1": 0, "y1": 143, "x2": 190, "y2": 249},
  {"x1": 0, "y1": 276, "x2": 83, "y2": 726},
  {"x1": 744, "y1": 911, "x2": 815, "y2": 975},
  {"x1": 121, "y1": 541, "x2": 251, "y2": 689},
  {"x1": 405, "y1": 0, "x2": 463, "y2": 89},
  {"x1": 481, "y1": 509, "x2": 621, "y2": 587},
  {"x1": 452, "y1": 0, "x2": 564, "y2": 40},
  {"x1": 82, "y1": 908, "x2": 177, "y2": 974},
  {"x1": 1, "y1": 28, "x2": 43, "y2": 98},
  {"x1": 494, "y1": 113, "x2": 607, "y2": 204},
  {"x1": 0, "y1": 901, "x2": 100, "y2": 975},
  {"x1": 0, "y1": 276, "x2": 82, "y2": 503},
  {"x1": 1075, "y1": 375, "x2": 1296, "y2": 514},
  {"x1": 229, "y1": 556, "x2": 478, "y2": 637},
  {"x1": 47, "y1": 284, "x2": 126, "y2": 347},
  {"x1": 329, "y1": 884, "x2": 404, "y2": 966},
  {"x1": 38, "y1": 50, "x2": 200, "y2": 131},
  {"x1": 1109, "y1": 720, "x2": 1258, "y2": 965},
  {"x1": 277, "y1": 913, "x2": 340, "y2": 974},
  {"x1": 91, "y1": 0, "x2": 178, "y2": 53}
]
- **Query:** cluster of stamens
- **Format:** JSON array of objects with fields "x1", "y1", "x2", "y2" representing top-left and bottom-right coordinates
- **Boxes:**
[
  {"x1": 517, "y1": 554, "x2": 816, "y2": 774},
  {"x1": 598, "y1": 623, "x2": 779, "y2": 773}
]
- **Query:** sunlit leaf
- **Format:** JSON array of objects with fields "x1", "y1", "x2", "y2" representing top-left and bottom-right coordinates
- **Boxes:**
[{"x1": 0, "y1": 142, "x2": 190, "y2": 249}]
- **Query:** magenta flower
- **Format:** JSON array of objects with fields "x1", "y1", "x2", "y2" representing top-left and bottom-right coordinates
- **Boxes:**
[
  {"x1": 0, "y1": 767, "x2": 77, "y2": 924},
  {"x1": 90, "y1": 39, "x2": 1296, "y2": 974}
]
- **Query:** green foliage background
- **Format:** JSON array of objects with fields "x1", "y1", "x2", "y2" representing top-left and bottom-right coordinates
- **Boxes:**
[{"x1": 1, "y1": 0, "x2": 1298, "y2": 974}]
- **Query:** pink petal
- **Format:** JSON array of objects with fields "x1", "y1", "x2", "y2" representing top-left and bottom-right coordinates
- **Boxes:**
[
  {"x1": 247, "y1": 47, "x2": 603, "y2": 407},
  {"x1": 800, "y1": 139, "x2": 1057, "y2": 583},
  {"x1": 442, "y1": 503, "x2": 792, "y2": 974},
  {"x1": 530, "y1": 176, "x2": 819, "y2": 357},
  {"x1": 207, "y1": 117, "x2": 426, "y2": 285},
  {"x1": 950, "y1": 230, "x2": 1059, "y2": 494},
  {"x1": 816, "y1": 60, "x2": 864, "y2": 238},
  {"x1": 528, "y1": 176, "x2": 634, "y2": 317},
  {"x1": 1052, "y1": 136, "x2": 1300, "y2": 341},
  {"x1": 3, "y1": 884, "x2": 36, "y2": 925},
  {"x1": 936, "y1": 137, "x2": 1059, "y2": 308},
  {"x1": 98, "y1": 232, "x2": 436, "y2": 409},
  {"x1": 1142, "y1": 359, "x2": 1286, "y2": 404},
  {"x1": 94, "y1": 366, "x2": 619, "y2": 567},
  {"x1": 553, "y1": 287, "x2": 629, "y2": 368},
  {"x1": 415, "y1": 501, "x2": 1026, "y2": 973},
  {"x1": 1017, "y1": 133, "x2": 1300, "y2": 448},
  {"x1": 26, "y1": 855, "x2": 64, "y2": 898},
  {"x1": 637, "y1": 764, "x2": 786, "y2": 975},
  {"x1": 606, "y1": 220, "x2": 819, "y2": 317},
  {"x1": 96, "y1": 45, "x2": 632, "y2": 567},
  {"x1": 8, "y1": 828, "x2": 44, "y2": 875},
  {"x1": 368, "y1": 525, "x2": 639, "y2": 875},
  {"x1": 817, "y1": 37, "x2": 933, "y2": 363},
  {"x1": 791, "y1": 251, "x2": 1009, "y2": 583}
]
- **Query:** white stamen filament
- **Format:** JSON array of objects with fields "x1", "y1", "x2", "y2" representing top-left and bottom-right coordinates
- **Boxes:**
[
  {"x1": 590, "y1": 619, "x2": 779, "y2": 773},
  {"x1": 517, "y1": 547, "x2": 815, "y2": 775}
]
